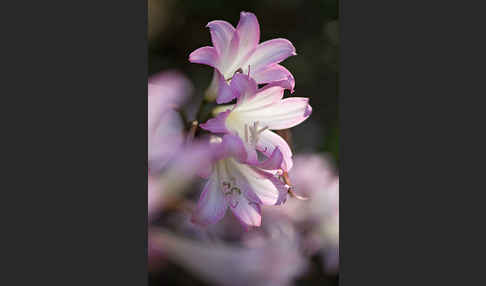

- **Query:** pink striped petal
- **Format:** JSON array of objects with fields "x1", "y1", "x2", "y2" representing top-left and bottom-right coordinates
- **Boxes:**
[
  {"x1": 247, "y1": 39, "x2": 296, "y2": 73},
  {"x1": 257, "y1": 130, "x2": 293, "y2": 171},
  {"x1": 200, "y1": 109, "x2": 231, "y2": 133},
  {"x1": 236, "y1": 11, "x2": 260, "y2": 60},
  {"x1": 251, "y1": 64, "x2": 295, "y2": 92},
  {"x1": 207, "y1": 20, "x2": 235, "y2": 55},
  {"x1": 191, "y1": 175, "x2": 227, "y2": 226},
  {"x1": 189, "y1": 46, "x2": 219, "y2": 67}
]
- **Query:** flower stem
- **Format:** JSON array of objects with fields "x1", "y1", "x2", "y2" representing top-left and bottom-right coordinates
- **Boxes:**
[{"x1": 186, "y1": 120, "x2": 198, "y2": 144}]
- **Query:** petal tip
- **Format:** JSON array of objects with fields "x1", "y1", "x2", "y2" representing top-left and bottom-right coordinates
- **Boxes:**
[
  {"x1": 304, "y1": 103, "x2": 313, "y2": 117},
  {"x1": 240, "y1": 11, "x2": 256, "y2": 17}
]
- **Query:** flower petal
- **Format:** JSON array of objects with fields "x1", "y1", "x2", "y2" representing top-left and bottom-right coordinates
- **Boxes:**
[
  {"x1": 148, "y1": 71, "x2": 193, "y2": 107},
  {"x1": 207, "y1": 20, "x2": 235, "y2": 55},
  {"x1": 200, "y1": 110, "x2": 231, "y2": 133},
  {"x1": 214, "y1": 69, "x2": 237, "y2": 104},
  {"x1": 262, "y1": 170, "x2": 289, "y2": 205},
  {"x1": 230, "y1": 195, "x2": 262, "y2": 228},
  {"x1": 236, "y1": 11, "x2": 260, "y2": 60},
  {"x1": 257, "y1": 130, "x2": 293, "y2": 171},
  {"x1": 253, "y1": 148, "x2": 283, "y2": 170},
  {"x1": 251, "y1": 64, "x2": 295, "y2": 92},
  {"x1": 148, "y1": 110, "x2": 184, "y2": 172},
  {"x1": 229, "y1": 160, "x2": 281, "y2": 206},
  {"x1": 246, "y1": 39, "x2": 296, "y2": 73},
  {"x1": 218, "y1": 30, "x2": 241, "y2": 77},
  {"x1": 235, "y1": 84, "x2": 284, "y2": 111},
  {"x1": 240, "y1": 97, "x2": 312, "y2": 130},
  {"x1": 222, "y1": 134, "x2": 247, "y2": 162},
  {"x1": 230, "y1": 72, "x2": 258, "y2": 100},
  {"x1": 191, "y1": 174, "x2": 227, "y2": 226},
  {"x1": 189, "y1": 46, "x2": 219, "y2": 67}
]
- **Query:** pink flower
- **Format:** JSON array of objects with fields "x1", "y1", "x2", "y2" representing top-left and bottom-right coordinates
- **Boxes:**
[
  {"x1": 150, "y1": 226, "x2": 307, "y2": 286},
  {"x1": 263, "y1": 153, "x2": 339, "y2": 273},
  {"x1": 309, "y1": 178, "x2": 339, "y2": 273},
  {"x1": 200, "y1": 73, "x2": 312, "y2": 171},
  {"x1": 191, "y1": 134, "x2": 289, "y2": 229},
  {"x1": 148, "y1": 71, "x2": 193, "y2": 172},
  {"x1": 148, "y1": 140, "x2": 214, "y2": 222},
  {"x1": 189, "y1": 11, "x2": 297, "y2": 103}
]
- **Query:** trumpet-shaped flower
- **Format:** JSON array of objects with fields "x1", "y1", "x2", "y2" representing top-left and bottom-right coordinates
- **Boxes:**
[
  {"x1": 148, "y1": 71, "x2": 193, "y2": 172},
  {"x1": 189, "y1": 11, "x2": 297, "y2": 103},
  {"x1": 200, "y1": 73, "x2": 312, "y2": 171},
  {"x1": 191, "y1": 134, "x2": 289, "y2": 229}
]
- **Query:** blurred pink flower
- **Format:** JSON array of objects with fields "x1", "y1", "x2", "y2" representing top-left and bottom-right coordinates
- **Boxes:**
[
  {"x1": 264, "y1": 153, "x2": 339, "y2": 273},
  {"x1": 148, "y1": 140, "x2": 214, "y2": 222},
  {"x1": 148, "y1": 71, "x2": 193, "y2": 173},
  {"x1": 309, "y1": 178, "x2": 339, "y2": 273},
  {"x1": 191, "y1": 134, "x2": 289, "y2": 229},
  {"x1": 151, "y1": 226, "x2": 307, "y2": 286},
  {"x1": 189, "y1": 11, "x2": 296, "y2": 103},
  {"x1": 200, "y1": 73, "x2": 312, "y2": 171}
]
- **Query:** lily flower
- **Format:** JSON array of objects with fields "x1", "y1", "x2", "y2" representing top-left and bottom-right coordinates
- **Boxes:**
[
  {"x1": 189, "y1": 11, "x2": 297, "y2": 103},
  {"x1": 200, "y1": 73, "x2": 312, "y2": 171},
  {"x1": 148, "y1": 71, "x2": 193, "y2": 173},
  {"x1": 191, "y1": 134, "x2": 289, "y2": 229}
]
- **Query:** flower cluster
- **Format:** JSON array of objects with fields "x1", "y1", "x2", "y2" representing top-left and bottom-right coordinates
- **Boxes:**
[
  {"x1": 148, "y1": 11, "x2": 339, "y2": 284},
  {"x1": 189, "y1": 12, "x2": 312, "y2": 228}
]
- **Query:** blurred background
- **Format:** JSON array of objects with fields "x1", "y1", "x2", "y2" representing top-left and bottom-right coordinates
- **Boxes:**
[{"x1": 149, "y1": 0, "x2": 339, "y2": 285}]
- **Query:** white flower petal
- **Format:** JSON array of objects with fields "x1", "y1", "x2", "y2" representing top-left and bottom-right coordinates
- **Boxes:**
[
  {"x1": 228, "y1": 159, "x2": 281, "y2": 205},
  {"x1": 246, "y1": 39, "x2": 296, "y2": 73},
  {"x1": 239, "y1": 97, "x2": 312, "y2": 130}
]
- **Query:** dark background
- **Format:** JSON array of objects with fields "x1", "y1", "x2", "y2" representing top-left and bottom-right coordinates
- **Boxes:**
[{"x1": 149, "y1": 0, "x2": 339, "y2": 164}]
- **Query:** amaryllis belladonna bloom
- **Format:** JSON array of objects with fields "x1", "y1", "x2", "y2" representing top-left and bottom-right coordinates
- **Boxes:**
[
  {"x1": 191, "y1": 134, "x2": 289, "y2": 229},
  {"x1": 189, "y1": 11, "x2": 297, "y2": 103},
  {"x1": 148, "y1": 71, "x2": 193, "y2": 173},
  {"x1": 200, "y1": 73, "x2": 312, "y2": 171}
]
